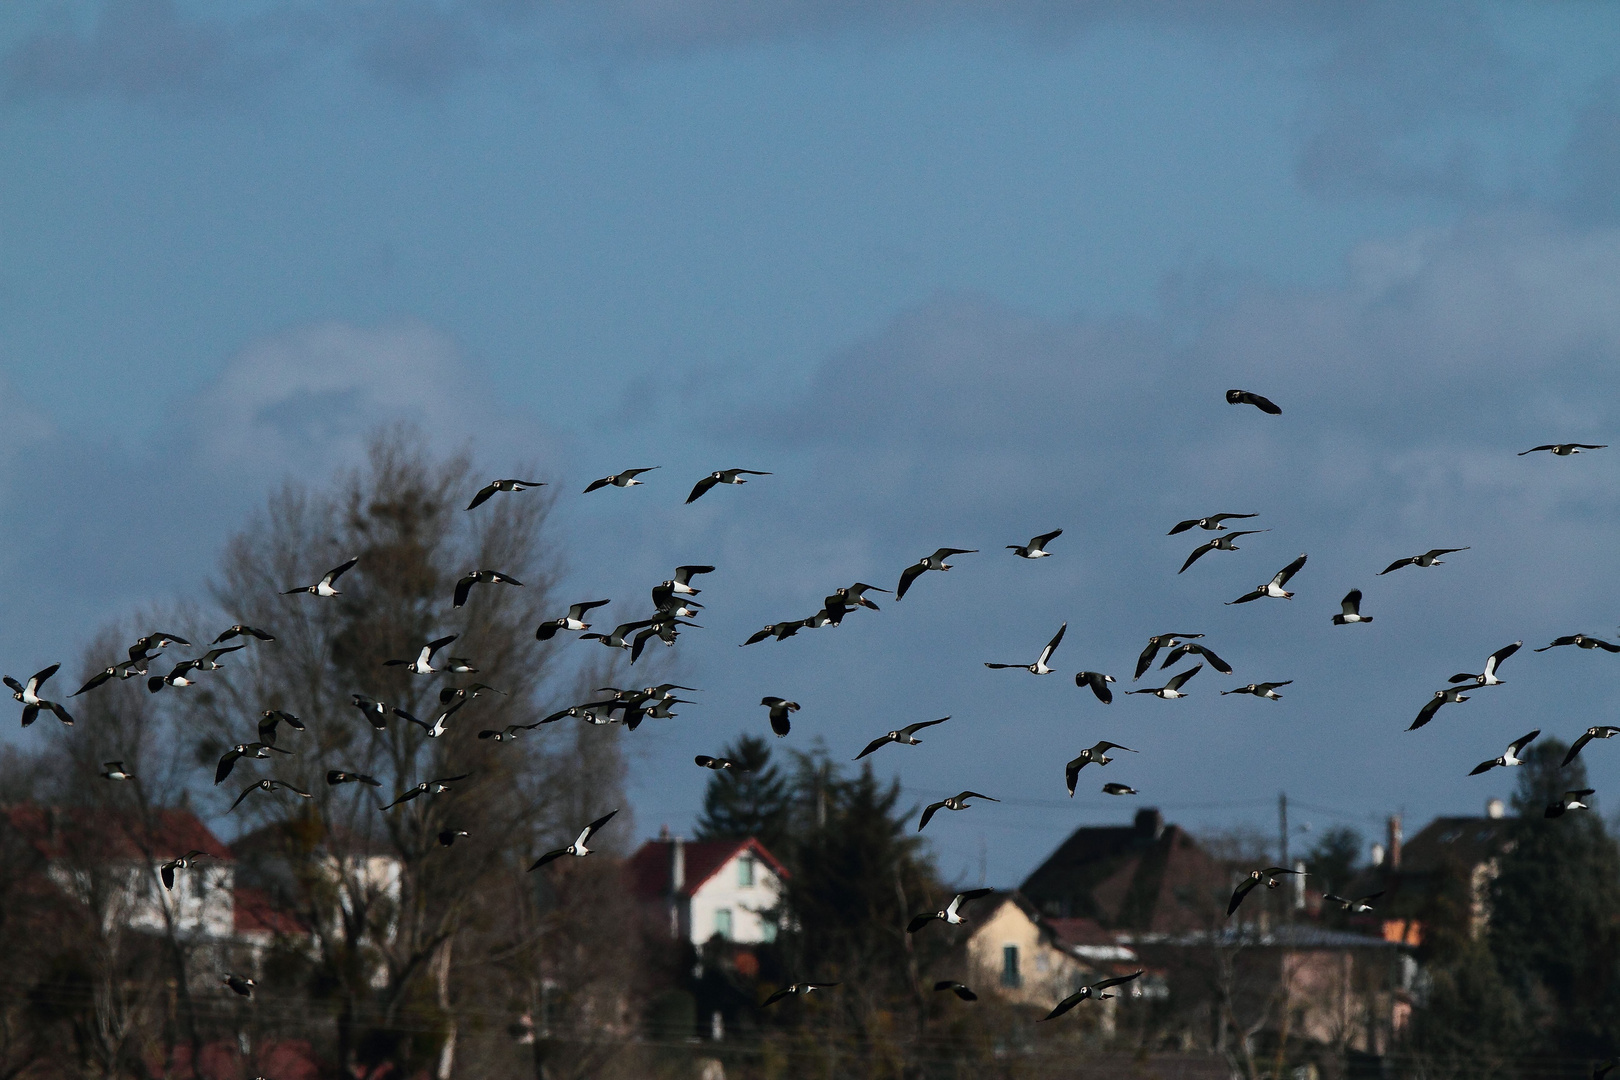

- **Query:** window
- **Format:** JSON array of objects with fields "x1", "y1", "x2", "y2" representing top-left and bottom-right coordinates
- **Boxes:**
[
  {"x1": 1001, "y1": 945, "x2": 1021, "y2": 988},
  {"x1": 714, "y1": 909, "x2": 733, "y2": 940},
  {"x1": 737, "y1": 856, "x2": 755, "y2": 887}
]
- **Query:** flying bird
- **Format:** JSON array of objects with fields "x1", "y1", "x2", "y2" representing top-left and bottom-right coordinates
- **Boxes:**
[
  {"x1": 1008, "y1": 529, "x2": 1063, "y2": 558},
  {"x1": 1065, "y1": 741, "x2": 1136, "y2": 796},
  {"x1": 1378, "y1": 547, "x2": 1469, "y2": 575},
  {"x1": 211, "y1": 624, "x2": 275, "y2": 645},
  {"x1": 1470, "y1": 730, "x2": 1540, "y2": 775},
  {"x1": 918, "y1": 791, "x2": 998, "y2": 831},
  {"x1": 1179, "y1": 530, "x2": 1269, "y2": 574},
  {"x1": 1168, "y1": 513, "x2": 1259, "y2": 535},
  {"x1": 743, "y1": 621, "x2": 807, "y2": 646},
  {"x1": 392, "y1": 701, "x2": 464, "y2": 739},
  {"x1": 466, "y1": 478, "x2": 545, "y2": 511},
  {"x1": 896, "y1": 548, "x2": 977, "y2": 600},
  {"x1": 100, "y1": 762, "x2": 134, "y2": 781},
  {"x1": 382, "y1": 773, "x2": 471, "y2": 810},
  {"x1": 257, "y1": 710, "x2": 305, "y2": 746},
  {"x1": 1409, "y1": 687, "x2": 1471, "y2": 731},
  {"x1": 453, "y1": 570, "x2": 523, "y2": 608},
  {"x1": 762, "y1": 983, "x2": 838, "y2": 1007},
  {"x1": 1125, "y1": 664, "x2": 1202, "y2": 700},
  {"x1": 1074, "y1": 671, "x2": 1117, "y2": 704},
  {"x1": 984, "y1": 623, "x2": 1066, "y2": 675},
  {"x1": 583, "y1": 467, "x2": 659, "y2": 493},
  {"x1": 350, "y1": 694, "x2": 391, "y2": 730},
  {"x1": 159, "y1": 851, "x2": 212, "y2": 890},
  {"x1": 668, "y1": 565, "x2": 715, "y2": 595},
  {"x1": 907, "y1": 887, "x2": 994, "y2": 933},
  {"x1": 761, "y1": 697, "x2": 800, "y2": 738},
  {"x1": 1519, "y1": 443, "x2": 1606, "y2": 456},
  {"x1": 529, "y1": 809, "x2": 619, "y2": 870},
  {"x1": 1160, "y1": 641, "x2": 1233, "y2": 674},
  {"x1": 228, "y1": 779, "x2": 313, "y2": 813},
  {"x1": 822, "y1": 583, "x2": 889, "y2": 623},
  {"x1": 1221, "y1": 681, "x2": 1292, "y2": 700},
  {"x1": 1226, "y1": 389, "x2": 1281, "y2": 414},
  {"x1": 855, "y1": 717, "x2": 949, "y2": 760},
  {"x1": 1228, "y1": 867, "x2": 1303, "y2": 915},
  {"x1": 1228, "y1": 554, "x2": 1308, "y2": 604},
  {"x1": 1563, "y1": 726, "x2": 1620, "y2": 766},
  {"x1": 223, "y1": 974, "x2": 256, "y2": 998},
  {"x1": 1449, "y1": 642, "x2": 1522, "y2": 687},
  {"x1": 686, "y1": 469, "x2": 771, "y2": 504},
  {"x1": 1547, "y1": 790, "x2": 1596, "y2": 818},
  {"x1": 1135, "y1": 633, "x2": 1204, "y2": 679},
  {"x1": 385, "y1": 634, "x2": 459, "y2": 675},
  {"x1": 128, "y1": 632, "x2": 190, "y2": 662},
  {"x1": 1333, "y1": 590, "x2": 1372, "y2": 625},
  {"x1": 327, "y1": 770, "x2": 383, "y2": 786},
  {"x1": 282, "y1": 557, "x2": 359, "y2": 597},
  {"x1": 439, "y1": 682, "x2": 505, "y2": 706},
  {"x1": 934, "y1": 981, "x2": 978, "y2": 1001},
  {"x1": 215, "y1": 742, "x2": 290, "y2": 784},
  {"x1": 535, "y1": 600, "x2": 612, "y2": 640},
  {"x1": 478, "y1": 723, "x2": 540, "y2": 742},
  {"x1": 71, "y1": 659, "x2": 148, "y2": 697},
  {"x1": 695, "y1": 755, "x2": 751, "y2": 772},
  {"x1": 1102, "y1": 782, "x2": 1138, "y2": 796},
  {"x1": 1040, "y1": 972, "x2": 1145, "y2": 1021},
  {"x1": 439, "y1": 829, "x2": 470, "y2": 846},
  {"x1": 5, "y1": 665, "x2": 73, "y2": 727},
  {"x1": 1323, "y1": 892, "x2": 1383, "y2": 912},
  {"x1": 1535, "y1": 634, "x2": 1620, "y2": 653}
]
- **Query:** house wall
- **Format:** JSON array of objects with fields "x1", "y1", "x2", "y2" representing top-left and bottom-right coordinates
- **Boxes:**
[
  {"x1": 51, "y1": 861, "x2": 236, "y2": 939},
  {"x1": 689, "y1": 852, "x2": 780, "y2": 945},
  {"x1": 965, "y1": 900, "x2": 1091, "y2": 1010}
]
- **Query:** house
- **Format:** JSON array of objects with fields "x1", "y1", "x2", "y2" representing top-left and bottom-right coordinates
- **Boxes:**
[{"x1": 628, "y1": 831, "x2": 787, "y2": 946}]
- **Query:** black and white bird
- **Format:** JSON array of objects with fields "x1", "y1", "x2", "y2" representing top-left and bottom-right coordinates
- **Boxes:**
[
  {"x1": 439, "y1": 683, "x2": 505, "y2": 706},
  {"x1": 651, "y1": 580, "x2": 703, "y2": 618},
  {"x1": 669, "y1": 565, "x2": 715, "y2": 595},
  {"x1": 1228, "y1": 554, "x2": 1308, "y2": 604},
  {"x1": 282, "y1": 557, "x2": 359, "y2": 597},
  {"x1": 743, "y1": 621, "x2": 806, "y2": 646},
  {"x1": 907, "y1": 887, "x2": 994, "y2": 933},
  {"x1": 1228, "y1": 867, "x2": 1304, "y2": 915},
  {"x1": 695, "y1": 755, "x2": 750, "y2": 772},
  {"x1": 257, "y1": 710, "x2": 305, "y2": 746},
  {"x1": 384, "y1": 634, "x2": 459, "y2": 675},
  {"x1": 1535, "y1": 634, "x2": 1620, "y2": 653},
  {"x1": 1125, "y1": 664, "x2": 1202, "y2": 700},
  {"x1": 212, "y1": 624, "x2": 276, "y2": 644},
  {"x1": 393, "y1": 701, "x2": 464, "y2": 739},
  {"x1": 934, "y1": 981, "x2": 978, "y2": 1001},
  {"x1": 1074, "y1": 671, "x2": 1118, "y2": 704},
  {"x1": 1409, "y1": 687, "x2": 1471, "y2": 731},
  {"x1": 350, "y1": 694, "x2": 391, "y2": 730},
  {"x1": 1563, "y1": 726, "x2": 1620, "y2": 766},
  {"x1": 453, "y1": 570, "x2": 523, "y2": 608},
  {"x1": 1226, "y1": 389, "x2": 1281, "y2": 414},
  {"x1": 1378, "y1": 547, "x2": 1469, "y2": 575},
  {"x1": 478, "y1": 723, "x2": 540, "y2": 742},
  {"x1": 1519, "y1": 443, "x2": 1607, "y2": 456},
  {"x1": 1333, "y1": 590, "x2": 1372, "y2": 625},
  {"x1": 1066, "y1": 741, "x2": 1136, "y2": 796},
  {"x1": 466, "y1": 478, "x2": 545, "y2": 511},
  {"x1": 1168, "y1": 513, "x2": 1258, "y2": 535},
  {"x1": 686, "y1": 469, "x2": 771, "y2": 504},
  {"x1": 187, "y1": 644, "x2": 246, "y2": 672},
  {"x1": 160, "y1": 850, "x2": 212, "y2": 890},
  {"x1": 223, "y1": 974, "x2": 256, "y2": 998},
  {"x1": 762, "y1": 697, "x2": 800, "y2": 738},
  {"x1": 382, "y1": 773, "x2": 471, "y2": 811},
  {"x1": 100, "y1": 761, "x2": 134, "y2": 781},
  {"x1": 1160, "y1": 641, "x2": 1233, "y2": 674},
  {"x1": 71, "y1": 659, "x2": 148, "y2": 697},
  {"x1": 581, "y1": 621, "x2": 654, "y2": 652},
  {"x1": 583, "y1": 467, "x2": 659, "y2": 493},
  {"x1": 896, "y1": 548, "x2": 977, "y2": 600},
  {"x1": 529, "y1": 809, "x2": 619, "y2": 870},
  {"x1": 5, "y1": 665, "x2": 73, "y2": 727},
  {"x1": 1179, "y1": 530, "x2": 1269, "y2": 574},
  {"x1": 1470, "y1": 730, "x2": 1540, "y2": 775},
  {"x1": 148, "y1": 649, "x2": 243, "y2": 693},
  {"x1": 215, "y1": 742, "x2": 290, "y2": 784},
  {"x1": 327, "y1": 770, "x2": 383, "y2": 786},
  {"x1": 1222, "y1": 681, "x2": 1292, "y2": 700},
  {"x1": 984, "y1": 623, "x2": 1066, "y2": 675},
  {"x1": 1008, "y1": 529, "x2": 1063, "y2": 558},
  {"x1": 128, "y1": 632, "x2": 190, "y2": 662},
  {"x1": 1040, "y1": 972, "x2": 1145, "y2": 1021},
  {"x1": 1323, "y1": 892, "x2": 1382, "y2": 912},
  {"x1": 856, "y1": 717, "x2": 949, "y2": 760},
  {"x1": 762, "y1": 982, "x2": 838, "y2": 1007},
  {"x1": 1135, "y1": 633, "x2": 1203, "y2": 679},
  {"x1": 438, "y1": 829, "x2": 470, "y2": 846},
  {"x1": 822, "y1": 583, "x2": 889, "y2": 623},
  {"x1": 535, "y1": 600, "x2": 612, "y2": 641},
  {"x1": 1449, "y1": 642, "x2": 1522, "y2": 687},
  {"x1": 228, "y1": 779, "x2": 313, "y2": 813},
  {"x1": 1546, "y1": 790, "x2": 1596, "y2": 818},
  {"x1": 918, "y1": 791, "x2": 998, "y2": 831},
  {"x1": 1102, "y1": 782, "x2": 1138, "y2": 796}
]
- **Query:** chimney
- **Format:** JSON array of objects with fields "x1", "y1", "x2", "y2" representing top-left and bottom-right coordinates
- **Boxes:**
[
  {"x1": 1486, "y1": 798, "x2": 1505, "y2": 820},
  {"x1": 1134, "y1": 808, "x2": 1165, "y2": 840},
  {"x1": 1370, "y1": 843, "x2": 1385, "y2": 867},
  {"x1": 1387, "y1": 814, "x2": 1403, "y2": 870},
  {"x1": 670, "y1": 836, "x2": 685, "y2": 896},
  {"x1": 1292, "y1": 860, "x2": 1306, "y2": 910}
]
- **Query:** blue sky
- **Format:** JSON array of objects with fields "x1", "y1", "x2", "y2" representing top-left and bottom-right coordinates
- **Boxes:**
[{"x1": 4, "y1": 0, "x2": 1620, "y2": 886}]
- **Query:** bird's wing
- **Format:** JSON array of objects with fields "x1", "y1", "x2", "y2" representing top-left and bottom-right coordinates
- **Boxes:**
[
  {"x1": 325, "y1": 557, "x2": 359, "y2": 584},
  {"x1": 453, "y1": 577, "x2": 475, "y2": 608},
  {"x1": 203, "y1": 645, "x2": 246, "y2": 663},
  {"x1": 1240, "y1": 391, "x2": 1281, "y2": 414},
  {"x1": 227, "y1": 785, "x2": 260, "y2": 813},
  {"x1": 1095, "y1": 741, "x2": 1137, "y2": 754},
  {"x1": 960, "y1": 791, "x2": 998, "y2": 802},
  {"x1": 903, "y1": 716, "x2": 950, "y2": 736},
  {"x1": 1134, "y1": 642, "x2": 1160, "y2": 680},
  {"x1": 1164, "y1": 664, "x2": 1202, "y2": 691},
  {"x1": 1039, "y1": 623, "x2": 1067, "y2": 664},
  {"x1": 855, "y1": 735, "x2": 892, "y2": 760},
  {"x1": 1226, "y1": 589, "x2": 1265, "y2": 605},
  {"x1": 466, "y1": 483, "x2": 498, "y2": 510},
  {"x1": 934, "y1": 547, "x2": 977, "y2": 558},
  {"x1": 917, "y1": 803, "x2": 944, "y2": 831},
  {"x1": 160, "y1": 863, "x2": 176, "y2": 890},
  {"x1": 1194, "y1": 645, "x2": 1233, "y2": 674},
  {"x1": 1033, "y1": 529, "x2": 1063, "y2": 546},
  {"x1": 1079, "y1": 674, "x2": 1113, "y2": 704},
  {"x1": 1039, "y1": 989, "x2": 1086, "y2": 1022},
  {"x1": 582, "y1": 477, "x2": 612, "y2": 493},
  {"x1": 392, "y1": 708, "x2": 429, "y2": 731},
  {"x1": 1429, "y1": 547, "x2": 1469, "y2": 558},
  {"x1": 582, "y1": 809, "x2": 619, "y2": 841},
  {"x1": 528, "y1": 849, "x2": 567, "y2": 871},
  {"x1": 1534, "y1": 637, "x2": 1574, "y2": 652},
  {"x1": 1519, "y1": 445, "x2": 1556, "y2": 455},
  {"x1": 1485, "y1": 641, "x2": 1522, "y2": 676},
  {"x1": 1510, "y1": 730, "x2": 1540, "y2": 755},
  {"x1": 1228, "y1": 877, "x2": 1260, "y2": 915},
  {"x1": 1564, "y1": 731, "x2": 1596, "y2": 766},
  {"x1": 895, "y1": 563, "x2": 926, "y2": 600},
  {"x1": 1179, "y1": 542, "x2": 1217, "y2": 573},
  {"x1": 674, "y1": 565, "x2": 715, "y2": 583},
  {"x1": 1274, "y1": 553, "x2": 1307, "y2": 586},
  {"x1": 906, "y1": 912, "x2": 939, "y2": 934},
  {"x1": 1168, "y1": 518, "x2": 1200, "y2": 535},
  {"x1": 685, "y1": 475, "x2": 720, "y2": 503},
  {"x1": 1469, "y1": 758, "x2": 1499, "y2": 776},
  {"x1": 761, "y1": 987, "x2": 794, "y2": 1007},
  {"x1": 30, "y1": 664, "x2": 60, "y2": 692},
  {"x1": 742, "y1": 630, "x2": 772, "y2": 646},
  {"x1": 215, "y1": 750, "x2": 241, "y2": 785},
  {"x1": 1378, "y1": 558, "x2": 1413, "y2": 575},
  {"x1": 1596, "y1": 638, "x2": 1620, "y2": 652},
  {"x1": 1065, "y1": 758, "x2": 1083, "y2": 796},
  {"x1": 1408, "y1": 696, "x2": 1444, "y2": 731},
  {"x1": 425, "y1": 634, "x2": 458, "y2": 656},
  {"x1": 957, "y1": 887, "x2": 993, "y2": 905},
  {"x1": 571, "y1": 599, "x2": 612, "y2": 619},
  {"x1": 71, "y1": 671, "x2": 112, "y2": 697},
  {"x1": 1340, "y1": 590, "x2": 1362, "y2": 615},
  {"x1": 1093, "y1": 970, "x2": 1144, "y2": 991}
]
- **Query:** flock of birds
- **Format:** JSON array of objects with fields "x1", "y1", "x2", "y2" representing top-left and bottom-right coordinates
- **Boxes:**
[{"x1": 14, "y1": 389, "x2": 1616, "y2": 1022}]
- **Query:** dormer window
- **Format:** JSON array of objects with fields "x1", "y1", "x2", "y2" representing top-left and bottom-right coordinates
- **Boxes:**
[{"x1": 738, "y1": 855, "x2": 756, "y2": 887}]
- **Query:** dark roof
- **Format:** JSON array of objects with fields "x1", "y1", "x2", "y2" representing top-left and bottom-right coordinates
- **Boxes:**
[
  {"x1": 1399, "y1": 816, "x2": 1514, "y2": 874},
  {"x1": 628, "y1": 837, "x2": 787, "y2": 901},
  {"x1": 3, "y1": 803, "x2": 231, "y2": 864},
  {"x1": 1020, "y1": 809, "x2": 1225, "y2": 933}
]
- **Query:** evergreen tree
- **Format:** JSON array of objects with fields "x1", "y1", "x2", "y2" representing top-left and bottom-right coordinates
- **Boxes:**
[
  {"x1": 693, "y1": 734, "x2": 794, "y2": 852},
  {"x1": 1304, "y1": 825, "x2": 1362, "y2": 896}
]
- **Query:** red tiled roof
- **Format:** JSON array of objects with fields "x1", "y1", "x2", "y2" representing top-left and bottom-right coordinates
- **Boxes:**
[
  {"x1": 4, "y1": 803, "x2": 232, "y2": 864},
  {"x1": 233, "y1": 886, "x2": 306, "y2": 937},
  {"x1": 1044, "y1": 916, "x2": 1119, "y2": 947},
  {"x1": 627, "y1": 837, "x2": 788, "y2": 901}
]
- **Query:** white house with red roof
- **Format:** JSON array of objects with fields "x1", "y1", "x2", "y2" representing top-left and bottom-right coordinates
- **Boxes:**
[{"x1": 628, "y1": 831, "x2": 787, "y2": 946}]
